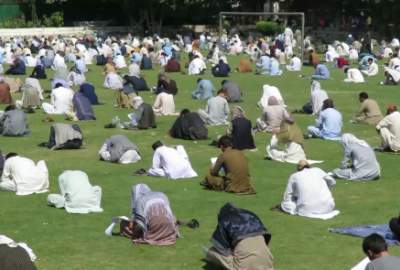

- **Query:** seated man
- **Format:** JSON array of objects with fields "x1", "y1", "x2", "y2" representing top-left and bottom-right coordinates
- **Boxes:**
[
  {"x1": 352, "y1": 92, "x2": 383, "y2": 125},
  {"x1": 71, "y1": 92, "x2": 96, "y2": 121},
  {"x1": 117, "y1": 183, "x2": 178, "y2": 245},
  {"x1": 47, "y1": 170, "x2": 103, "y2": 214},
  {"x1": 123, "y1": 74, "x2": 149, "y2": 93},
  {"x1": 0, "y1": 78, "x2": 12, "y2": 104},
  {"x1": 30, "y1": 59, "x2": 47, "y2": 79},
  {"x1": 79, "y1": 83, "x2": 99, "y2": 105},
  {"x1": 40, "y1": 123, "x2": 83, "y2": 150},
  {"x1": 202, "y1": 136, "x2": 256, "y2": 194},
  {"x1": 258, "y1": 84, "x2": 285, "y2": 109},
  {"x1": 305, "y1": 80, "x2": 329, "y2": 115},
  {"x1": 5, "y1": 57, "x2": 26, "y2": 75},
  {"x1": 0, "y1": 153, "x2": 49, "y2": 196},
  {"x1": 114, "y1": 53, "x2": 127, "y2": 69},
  {"x1": 362, "y1": 233, "x2": 400, "y2": 270},
  {"x1": 0, "y1": 235, "x2": 38, "y2": 270},
  {"x1": 205, "y1": 203, "x2": 273, "y2": 270},
  {"x1": 99, "y1": 135, "x2": 141, "y2": 164},
  {"x1": 272, "y1": 160, "x2": 338, "y2": 219},
  {"x1": 42, "y1": 83, "x2": 74, "y2": 115},
  {"x1": 188, "y1": 55, "x2": 206, "y2": 75},
  {"x1": 211, "y1": 59, "x2": 230, "y2": 77},
  {"x1": 236, "y1": 58, "x2": 253, "y2": 73},
  {"x1": 103, "y1": 71, "x2": 123, "y2": 90},
  {"x1": 127, "y1": 97, "x2": 157, "y2": 130},
  {"x1": 140, "y1": 54, "x2": 152, "y2": 70},
  {"x1": 308, "y1": 49, "x2": 320, "y2": 66},
  {"x1": 383, "y1": 67, "x2": 400, "y2": 85},
  {"x1": 311, "y1": 63, "x2": 330, "y2": 80},
  {"x1": 19, "y1": 77, "x2": 44, "y2": 109},
  {"x1": 164, "y1": 57, "x2": 181, "y2": 73},
  {"x1": 228, "y1": 106, "x2": 256, "y2": 150},
  {"x1": 286, "y1": 55, "x2": 302, "y2": 71},
  {"x1": 169, "y1": 109, "x2": 208, "y2": 140},
  {"x1": 222, "y1": 80, "x2": 242, "y2": 103},
  {"x1": 0, "y1": 105, "x2": 29, "y2": 136},
  {"x1": 266, "y1": 122, "x2": 308, "y2": 164},
  {"x1": 331, "y1": 134, "x2": 380, "y2": 181},
  {"x1": 256, "y1": 54, "x2": 270, "y2": 75},
  {"x1": 153, "y1": 92, "x2": 176, "y2": 116},
  {"x1": 139, "y1": 141, "x2": 197, "y2": 180},
  {"x1": 307, "y1": 99, "x2": 343, "y2": 140},
  {"x1": 389, "y1": 214, "x2": 400, "y2": 241},
  {"x1": 269, "y1": 56, "x2": 283, "y2": 76},
  {"x1": 192, "y1": 78, "x2": 215, "y2": 100},
  {"x1": 198, "y1": 89, "x2": 230, "y2": 125},
  {"x1": 155, "y1": 73, "x2": 177, "y2": 95},
  {"x1": 256, "y1": 96, "x2": 293, "y2": 132},
  {"x1": 361, "y1": 58, "x2": 379, "y2": 77},
  {"x1": 344, "y1": 67, "x2": 365, "y2": 83},
  {"x1": 376, "y1": 104, "x2": 400, "y2": 152}
]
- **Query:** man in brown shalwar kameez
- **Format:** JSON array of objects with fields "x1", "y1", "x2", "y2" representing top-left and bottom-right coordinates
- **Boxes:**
[
  {"x1": 352, "y1": 92, "x2": 383, "y2": 125},
  {"x1": 0, "y1": 79, "x2": 12, "y2": 104},
  {"x1": 202, "y1": 136, "x2": 255, "y2": 194}
]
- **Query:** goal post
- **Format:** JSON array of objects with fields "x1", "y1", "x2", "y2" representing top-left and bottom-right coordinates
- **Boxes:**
[{"x1": 218, "y1": 11, "x2": 305, "y2": 63}]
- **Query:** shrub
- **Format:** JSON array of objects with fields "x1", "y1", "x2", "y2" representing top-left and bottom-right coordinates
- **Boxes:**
[
  {"x1": 0, "y1": 11, "x2": 63, "y2": 28},
  {"x1": 256, "y1": 20, "x2": 281, "y2": 35}
]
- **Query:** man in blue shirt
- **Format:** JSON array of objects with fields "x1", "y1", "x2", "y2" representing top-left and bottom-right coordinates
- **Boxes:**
[
  {"x1": 312, "y1": 63, "x2": 330, "y2": 80},
  {"x1": 307, "y1": 99, "x2": 342, "y2": 140},
  {"x1": 192, "y1": 78, "x2": 215, "y2": 100}
]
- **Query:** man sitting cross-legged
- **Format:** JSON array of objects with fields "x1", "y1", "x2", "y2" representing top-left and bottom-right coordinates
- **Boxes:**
[{"x1": 201, "y1": 136, "x2": 256, "y2": 194}]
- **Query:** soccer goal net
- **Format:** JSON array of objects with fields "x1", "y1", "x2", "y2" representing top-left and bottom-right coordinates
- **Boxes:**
[{"x1": 218, "y1": 12, "x2": 305, "y2": 62}]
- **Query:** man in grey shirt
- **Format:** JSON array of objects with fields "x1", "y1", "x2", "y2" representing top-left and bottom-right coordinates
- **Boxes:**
[
  {"x1": 222, "y1": 80, "x2": 242, "y2": 103},
  {"x1": 198, "y1": 89, "x2": 230, "y2": 125},
  {"x1": 363, "y1": 233, "x2": 400, "y2": 270}
]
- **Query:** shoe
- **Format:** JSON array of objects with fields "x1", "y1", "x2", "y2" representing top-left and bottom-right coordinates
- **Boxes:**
[
  {"x1": 24, "y1": 108, "x2": 35, "y2": 114},
  {"x1": 199, "y1": 180, "x2": 208, "y2": 187},
  {"x1": 373, "y1": 147, "x2": 384, "y2": 152},
  {"x1": 38, "y1": 142, "x2": 48, "y2": 147},
  {"x1": 264, "y1": 156, "x2": 272, "y2": 160},
  {"x1": 42, "y1": 116, "x2": 54, "y2": 123},
  {"x1": 187, "y1": 219, "x2": 200, "y2": 229},
  {"x1": 133, "y1": 168, "x2": 147, "y2": 176},
  {"x1": 104, "y1": 123, "x2": 116, "y2": 129},
  {"x1": 209, "y1": 140, "x2": 218, "y2": 147}
]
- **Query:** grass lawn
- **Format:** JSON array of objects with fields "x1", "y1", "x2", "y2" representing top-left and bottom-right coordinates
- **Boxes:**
[{"x1": 1, "y1": 55, "x2": 400, "y2": 270}]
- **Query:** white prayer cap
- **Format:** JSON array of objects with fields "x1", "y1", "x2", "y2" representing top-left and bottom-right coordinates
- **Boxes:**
[{"x1": 132, "y1": 96, "x2": 143, "y2": 109}]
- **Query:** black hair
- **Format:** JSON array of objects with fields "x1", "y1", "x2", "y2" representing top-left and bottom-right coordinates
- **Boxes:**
[
  {"x1": 152, "y1": 140, "x2": 163, "y2": 151},
  {"x1": 4, "y1": 105, "x2": 16, "y2": 112},
  {"x1": 197, "y1": 78, "x2": 202, "y2": 83},
  {"x1": 217, "y1": 135, "x2": 233, "y2": 148},
  {"x1": 217, "y1": 88, "x2": 227, "y2": 95},
  {"x1": 55, "y1": 83, "x2": 63, "y2": 88},
  {"x1": 180, "y1": 108, "x2": 190, "y2": 116},
  {"x1": 362, "y1": 233, "x2": 388, "y2": 255},
  {"x1": 322, "y1": 98, "x2": 334, "y2": 110},
  {"x1": 359, "y1": 92, "x2": 369, "y2": 100},
  {"x1": 5, "y1": 152, "x2": 18, "y2": 160}
]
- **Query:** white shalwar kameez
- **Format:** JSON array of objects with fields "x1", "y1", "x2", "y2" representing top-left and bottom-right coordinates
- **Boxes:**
[
  {"x1": 42, "y1": 86, "x2": 74, "y2": 114},
  {"x1": 188, "y1": 58, "x2": 206, "y2": 75},
  {"x1": 280, "y1": 167, "x2": 339, "y2": 219},
  {"x1": 148, "y1": 145, "x2": 198, "y2": 179},
  {"x1": 0, "y1": 156, "x2": 49, "y2": 196},
  {"x1": 47, "y1": 170, "x2": 103, "y2": 214},
  {"x1": 344, "y1": 68, "x2": 365, "y2": 83}
]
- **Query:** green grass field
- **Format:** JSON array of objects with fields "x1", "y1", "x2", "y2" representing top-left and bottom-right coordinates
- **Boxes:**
[{"x1": 1, "y1": 55, "x2": 400, "y2": 270}]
